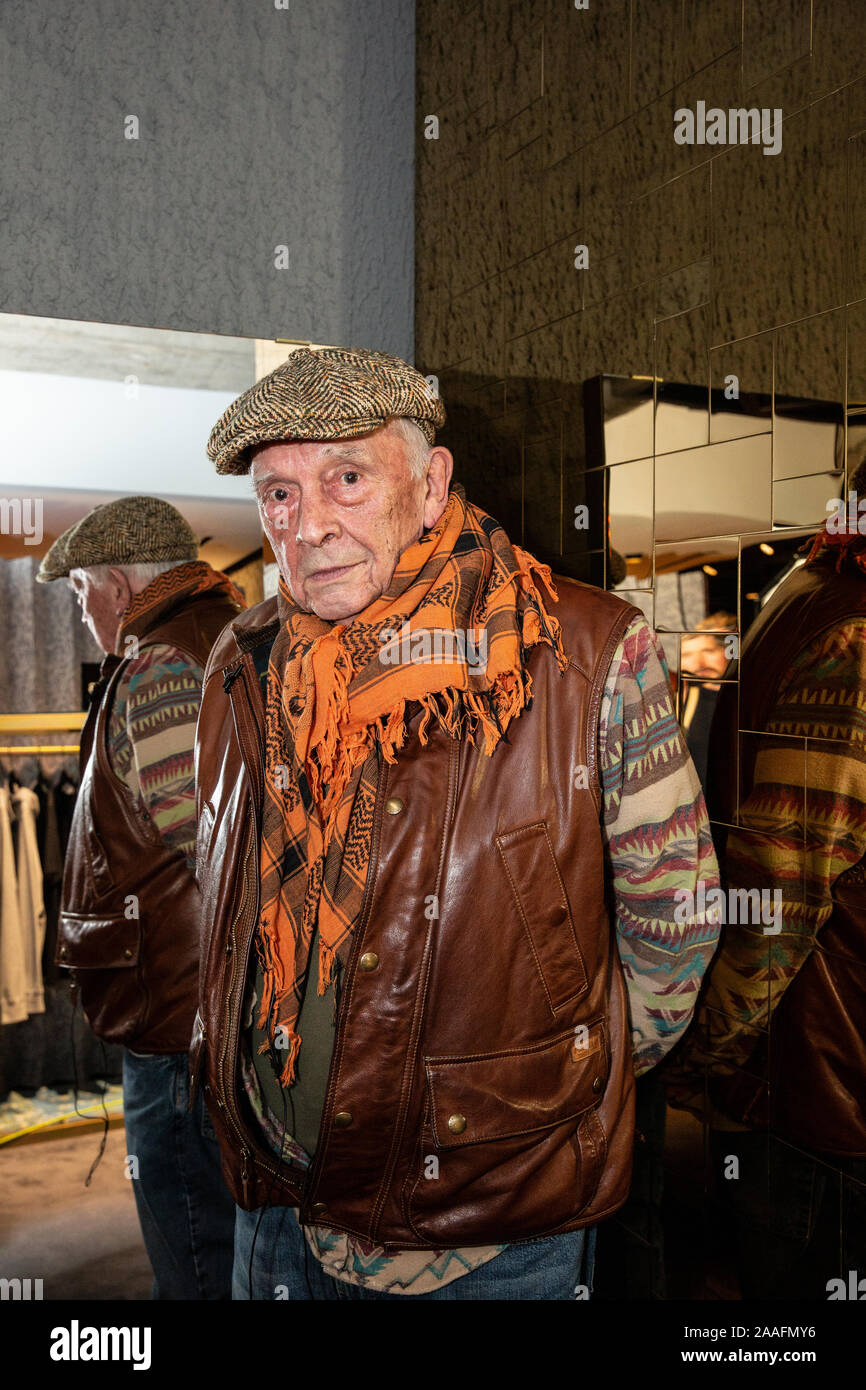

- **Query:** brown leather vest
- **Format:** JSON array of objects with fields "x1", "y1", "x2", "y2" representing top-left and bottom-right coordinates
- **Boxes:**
[
  {"x1": 57, "y1": 586, "x2": 243, "y2": 1053},
  {"x1": 713, "y1": 554, "x2": 866, "y2": 1156},
  {"x1": 192, "y1": 578, "x2": 642, "y2": 1249}
]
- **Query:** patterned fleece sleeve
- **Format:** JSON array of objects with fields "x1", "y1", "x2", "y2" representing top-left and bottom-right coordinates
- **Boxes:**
[
  {"x1": 667, "y1": 616, "x2": 866, "y2": 1092},
  {"x1": 108, "y1": 643, "x2": 205, "y2": 869},
  {"x1": 598, "y1": 615, "x2": 722, "y2": 1076}
]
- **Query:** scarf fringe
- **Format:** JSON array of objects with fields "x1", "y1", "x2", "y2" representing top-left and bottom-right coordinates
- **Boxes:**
[
  {"x1": 257, "y1": 493, "x2": 571, "y2": 1078},
  {"x1": 318, "y1": 938, "x2": 338, "y2": 995}
]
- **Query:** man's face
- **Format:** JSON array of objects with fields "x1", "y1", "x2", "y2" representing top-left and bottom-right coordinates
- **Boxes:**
[
  {"x1": 68, "y1": 567, "x2": 130, "y2": 654},
  {"x1": 680, "y1": 633, "x2": 729, "y2": 680},
  {"x1": 252, "y1": 421, "x2": 452, "y2": 622}
]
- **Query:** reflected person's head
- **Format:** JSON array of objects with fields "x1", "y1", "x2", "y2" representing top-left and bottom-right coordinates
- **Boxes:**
[
  {"x1": 681, "y1": 612, "x2": 737, "y2": 679},
  {"x1": 68, "y1": 561, "x2": 178, "y2": 654},
  {"x1": 680, "y1": 632, "x2": 729, "y2": 679},
  {"x1": 252, "y1": 417, "x2": 453, "y2": 622},
  {"x1": 36, "y1": 495, "x2": 200, "y2": 654}
]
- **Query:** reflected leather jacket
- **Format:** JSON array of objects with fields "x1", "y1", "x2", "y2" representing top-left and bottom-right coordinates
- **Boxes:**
[
  {"x1": 709, "y1": 555, "x2": 866, "y2": 1155},
  {"x1": 56, "y1": 588, "x2": 243, "y2": 1052},
  {"x1": 192, "y1": 577, "x2": 642, "y2": 1249}
]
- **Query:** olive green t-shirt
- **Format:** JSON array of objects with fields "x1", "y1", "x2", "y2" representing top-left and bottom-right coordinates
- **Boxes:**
[{"x1": 248, "y1": 930, "x2": 338, "y2": 1158}]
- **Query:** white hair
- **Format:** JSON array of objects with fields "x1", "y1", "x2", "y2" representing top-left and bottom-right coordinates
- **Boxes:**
[
  {"x1": 389, "y1": 416, "x2": 432, "y2": 480},
  {"x1": 84, "y1": 560, "x2": 183, "y2": 590}
]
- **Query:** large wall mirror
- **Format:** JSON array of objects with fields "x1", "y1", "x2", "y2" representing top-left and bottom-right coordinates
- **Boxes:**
[{"x1": 0, "y1": 317, "x2": 317, "y2": 730}]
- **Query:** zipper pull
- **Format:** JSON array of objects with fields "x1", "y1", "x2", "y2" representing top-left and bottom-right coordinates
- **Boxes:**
[
  {"x1": 223, "y1": 662, "x2": 244, "y2": 693},
  {"x1": 240, "y1": 1146, "x2": 252, "y2": 1203}
]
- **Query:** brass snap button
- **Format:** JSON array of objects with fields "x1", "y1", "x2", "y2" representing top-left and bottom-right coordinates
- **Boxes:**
[
  {"x1": 58, "y1": 946, "x2": 67, "y2": 958},
  {"x1": 123, "y1": 948, "x2": 133, "y2": 959},
  {"x1": 359, "y1": 952, "x2": 379, "y2": 972},
  {"x1": 447, "y1": 1113, "x2": 467, "y2": 1134},
  {"x1": 592, "y1": 1076, "x2": 603, "y2": 1094},
  {"x1": 385, "y1": 796, "x2": 404, "y2": 815},
  {"x1": 310, "y1": 1201, "x2": 328, "y2": 1218},
  {"x1": 333, "y1": 1111, "x2": 353, "y2": 1128}
]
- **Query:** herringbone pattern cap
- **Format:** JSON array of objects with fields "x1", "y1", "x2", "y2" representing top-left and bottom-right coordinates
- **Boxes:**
[
  {"x1": 37, "y1": 495, "x2": 198, "y2": 583},
  {"x1": 207, "y1": 346, "x2": 446, "y2": 474}
]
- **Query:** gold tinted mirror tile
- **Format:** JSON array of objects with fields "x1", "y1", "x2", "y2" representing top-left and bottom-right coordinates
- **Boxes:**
[
  {"x1": 588, "y1": 375, "x2": 654, "y2": 467},
  {"x1": 846, "y1": 300, "x2": 866, "y2": 484},
  {"x1": 711, "y1": 93, "x2": 847, "y2": 343},
  {"x1": 773, "y1": 472, "x2": 843, "y2": 528},
  {"x1": 804, "y1": 734, "x2": 866, "y2": 947},
  {"x1": 680, "y1": 676, "x2": 738, "y2": 791},
  {"x1": 847, "y1": 417, "x2": 866, "y2": 486},
  {"x1": 848, "y1": 131, "x2": 866, "y2": 302},
  {"x1": 709, "y1": 332, "x2": 773, "y2": 442},
  {"x1": 630, "y1": 0, "x2": 679, "y2": 110},
  {"x1": 655, "y1": 305, "x2": 710, "y2": 454},
  {"x1": 655, "y1": 437, "x2": 771, "y2": 543},
  {"x1": 774, "y1": 309, "x2": 845, "y2": 478},
  {"x1": 742, "y1": 0, "x2": 811, "y2": 90},
  {"x1": 655, "y1": 259, "x2": 710, "y2": 319},
  {"x1": 523, "y1": 435, "x2": 561, "y2": 559},
  {"x1": 607, "y1": 456, "x2": 653, "y2": 578},
  {"x1": 654, "y1": 536, "x2": 740, "y2": 630},
  {"x1": 677, "y1": 0, "x2": 741, "y2": 81},
  {"x1": 738, "y1": 528, "x2": 817, "y2": 639},
  {"x1": 699, "y1": 1006, "x2": 770, "y2": 1078}
]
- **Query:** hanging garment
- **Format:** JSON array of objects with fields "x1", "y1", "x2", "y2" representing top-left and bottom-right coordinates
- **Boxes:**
[
  {"x1": 53, "y1": 768, "x2": 79, "y2": 856},
  {"x1": 12, "y1": 785, "x2": 46, "y2": 1016},
  {"x1": 35, "y1": 772, "x2": 64, "y2": 985},
  {"x1": 0, "y1": 783, "x2": 28, "y2": 1025}
]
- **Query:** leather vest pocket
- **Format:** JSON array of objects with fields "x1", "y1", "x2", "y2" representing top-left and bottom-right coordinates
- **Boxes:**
[
  {"x1": 56, "y1": 913, "x2": 146, "y2": 1045},
  {"x1": 404, "y1": 1024, "x2": 609, "y2": 1245},
  {"x1": 79, "y1": 772, "x2": 116, "y2": 894},
  {"x1": 496, "y1": 820, "x2": 588, "y2": 1014}
]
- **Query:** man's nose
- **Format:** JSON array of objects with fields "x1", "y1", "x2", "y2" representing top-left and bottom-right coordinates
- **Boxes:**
[{"x1": 295, "y1": 490, "x2": 340, "y2": 548}]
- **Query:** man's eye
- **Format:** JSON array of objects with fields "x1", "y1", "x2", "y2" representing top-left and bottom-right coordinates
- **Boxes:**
[{"x1": 339, "y1": 470, "x2": 360, "y2": 486}]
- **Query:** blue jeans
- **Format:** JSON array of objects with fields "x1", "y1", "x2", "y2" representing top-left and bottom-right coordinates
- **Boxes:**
[
  {"x1": 233, "y1": 1203, "x2": 596, "y2": 1300},
  {"x1": 709, "y1": 1130, "x2": 866, "y2": 1300},
  {"x1": 122, "y1": 1049, "x2": 235, "y2": 1300}
]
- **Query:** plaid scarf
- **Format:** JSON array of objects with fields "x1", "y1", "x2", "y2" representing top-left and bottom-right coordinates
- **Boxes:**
[
  {"x1": 257, "y1": 484, "x2": 568, "y2": 1084},
  {"x1": 117, "y1": 559, "x2": 246, "y2": 646}
]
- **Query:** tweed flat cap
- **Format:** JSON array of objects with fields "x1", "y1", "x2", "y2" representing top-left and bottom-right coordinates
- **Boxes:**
[
  {"x1": 207, "y1": 346, "x2": 446, "y2": 475},
  {"x1": 37, "y1": 495, "x2": 198, "y2": 583}
]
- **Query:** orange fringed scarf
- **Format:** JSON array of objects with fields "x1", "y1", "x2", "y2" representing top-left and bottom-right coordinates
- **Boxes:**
[{"x1": 257, "y1": 485, "x2": 569, "y2": 1084}]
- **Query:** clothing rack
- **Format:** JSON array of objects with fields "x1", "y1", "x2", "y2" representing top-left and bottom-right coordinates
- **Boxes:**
[
  {"x1": 0, "y1": 747, "x2": 80, "y2": 755},
  {"x1": 0, "y1": 712, "x2": 85, "y2": 757}
]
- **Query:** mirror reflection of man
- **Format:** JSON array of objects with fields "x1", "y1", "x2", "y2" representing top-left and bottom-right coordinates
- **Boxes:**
[
  {"x1": 666, "y1": 461, "x2": 866, "y2": 1299},
  {"x1": 192, "y1": 347, "x2": 722, "y2": 1302},
  {"x1": 37, "y1": 496, "x2": 243, "y2": 1300}
]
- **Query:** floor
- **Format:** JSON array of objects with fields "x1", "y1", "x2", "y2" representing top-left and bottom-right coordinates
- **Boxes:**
[
  {"x1": 0, "y1": 1122, "x2": 152, "y2": 1299},
  {"x1": 1, "y1": 1102, "x2": 729, "y2": 1303}
]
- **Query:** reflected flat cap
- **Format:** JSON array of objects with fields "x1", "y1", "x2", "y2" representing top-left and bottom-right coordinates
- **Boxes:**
[
  {"x1": 37, "y1": 495, "x2": 198, "y2": 583},
  {"x1": 207, "y1": 345, "x2": 446, "y2": 475}
]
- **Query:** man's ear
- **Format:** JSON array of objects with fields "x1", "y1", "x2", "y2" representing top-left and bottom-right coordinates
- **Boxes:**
[
  {"x1": 108, "y1": 566, "x2": 134, "y2": 608},
  {"x1": 422, "y1": 446, "x2": 453, "y2": 530}
]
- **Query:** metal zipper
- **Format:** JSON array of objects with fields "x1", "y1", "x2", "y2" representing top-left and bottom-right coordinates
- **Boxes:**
[
  {"x1": 216, "y1": 654, "x2": 300, "y2": 1200},
  {"x1": 299, "y1": 747, "x2": 390, "y2": 1223},
  {"x1": 368, "y1": 732, "x2": 461, "y2": 1238}
]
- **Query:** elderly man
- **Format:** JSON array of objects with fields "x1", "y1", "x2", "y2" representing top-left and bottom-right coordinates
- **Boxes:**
[
  {"x1": 192, "y1": 346, "x2": 721, "y2": 1301},
  {"x1": 666, "y1": 460, "x2": 866, "y2": 1299},
  {"x1": 37, "y1": 496, "x2": 244, "y2": 1300}
]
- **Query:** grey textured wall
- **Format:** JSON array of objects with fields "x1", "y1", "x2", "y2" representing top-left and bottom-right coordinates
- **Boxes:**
[{"x1": 0, "y1": 0, "x2": 414, "y2": 357}]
